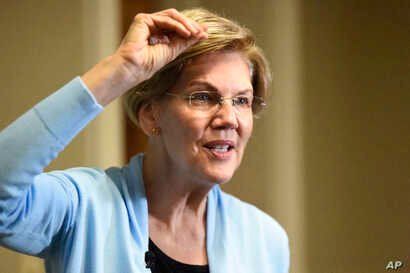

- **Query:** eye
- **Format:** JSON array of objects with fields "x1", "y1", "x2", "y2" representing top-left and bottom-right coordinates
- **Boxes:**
[
  {"x1": 190, "y1": 92, "x2": 215, "y2": 105},
  {"x1": 234, "y1": 96, "x2": 251, "y2": 107}
]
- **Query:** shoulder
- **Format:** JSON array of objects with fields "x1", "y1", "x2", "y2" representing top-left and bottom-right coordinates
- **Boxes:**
[
  {"x1": 45, "y1": 166, "x2": 107, "y2": 188},
  {"x1": 41, "y1": 165, "x2": 125, "y2": 203}
]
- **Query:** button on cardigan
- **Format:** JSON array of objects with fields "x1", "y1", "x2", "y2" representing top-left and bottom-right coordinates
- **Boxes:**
[{"x1": 0, "y1": 77, "x2": 290, "y2": 273}]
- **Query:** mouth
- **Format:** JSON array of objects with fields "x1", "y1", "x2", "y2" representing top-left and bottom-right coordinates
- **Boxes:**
[{"x1": 202, "y1": 140, "x2": 236, "y2": 160}]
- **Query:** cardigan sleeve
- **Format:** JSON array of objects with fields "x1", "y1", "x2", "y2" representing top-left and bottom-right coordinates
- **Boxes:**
[{"x1": 0, "y1": 77, "x2": 103, "y2": 256}]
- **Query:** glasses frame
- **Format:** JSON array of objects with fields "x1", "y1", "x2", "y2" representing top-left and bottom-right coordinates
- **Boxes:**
[{"x1": 165, "y1": 90, "x2": 267, "y2": 113}]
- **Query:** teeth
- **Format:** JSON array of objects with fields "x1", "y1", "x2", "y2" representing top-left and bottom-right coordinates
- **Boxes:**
[
  {"x1": 210, "y1": 145, "x2": 229, "y2": 152},
  {"x1": 214, "y1": 145, "x2": 229, "y2": 149}
]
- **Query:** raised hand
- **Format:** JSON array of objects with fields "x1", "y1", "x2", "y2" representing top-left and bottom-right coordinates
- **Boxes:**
[
  {"x1": 119, "y1": 9, "x2": 207, "y2": 80},
  {"x1": 82, "y1": 9, "x2": 207, "y2": 106}
]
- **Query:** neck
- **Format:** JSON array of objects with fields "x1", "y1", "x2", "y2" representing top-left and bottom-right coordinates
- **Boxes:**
[{"x1": 142, "y1": 143, "x2": 213, "y2": 230}]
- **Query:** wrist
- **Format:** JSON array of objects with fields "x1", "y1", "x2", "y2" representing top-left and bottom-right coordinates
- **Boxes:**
[{"x1": 81, "y1": 54, "x2": 141, "y2": 107}]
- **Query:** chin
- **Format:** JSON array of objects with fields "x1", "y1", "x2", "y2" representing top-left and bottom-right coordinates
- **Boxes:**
[
  {"x1": 194, "y1": 153, "x2": 240, "y2": 185},
  {"x1": 202, "y1": 169, "x2": 235, "y2": 185}
]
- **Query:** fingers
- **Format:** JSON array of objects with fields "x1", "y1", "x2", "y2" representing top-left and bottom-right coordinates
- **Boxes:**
[
  {"x1": 119, "y1": 9, "x2": 207, "y2": 64},
  {"x1": 160, "y1": 34, "x2": 202, "y2": 64},
  {"x1": 158, "y1": 9, "x2": 207, "y2": 38},
  {"x1": 134, "y1": 9, "x2": 207, "y2": 44},
  {"x1": 151, "y1": 14, "x2": 192, "y2": 38}
]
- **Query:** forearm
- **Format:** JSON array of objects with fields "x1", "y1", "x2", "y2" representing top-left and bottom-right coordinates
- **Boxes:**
[{"x1": 0, "y1": 77, "x2": 102, "y2": 222}]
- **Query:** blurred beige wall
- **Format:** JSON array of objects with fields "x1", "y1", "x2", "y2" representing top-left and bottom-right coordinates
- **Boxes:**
[
  {"x1": 301, "y1": 2, "x2": 409, "y2": 273},
  {"x1": 0, "y1": 1, "x2": 123, "y2": 272}
]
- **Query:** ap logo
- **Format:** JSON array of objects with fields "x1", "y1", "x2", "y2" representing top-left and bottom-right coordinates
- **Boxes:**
[{"x1": 386, "y1": 260, "x2": 404, "y2": 271}]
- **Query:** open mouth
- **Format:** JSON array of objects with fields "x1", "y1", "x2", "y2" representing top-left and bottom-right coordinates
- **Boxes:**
[
  {"x1": 203, "y1": 141, "x2": 235, "y2": 160},
  {"x1": 203, "y1": 144, "x2": 234, "y2": 153}
]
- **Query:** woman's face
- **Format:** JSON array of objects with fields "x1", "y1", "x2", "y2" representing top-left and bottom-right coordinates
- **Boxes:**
[{"x1": 155, "y1": 51, "x2": 254, "y2": 185}]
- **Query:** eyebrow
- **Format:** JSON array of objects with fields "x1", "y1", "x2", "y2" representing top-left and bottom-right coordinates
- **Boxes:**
[{"x1": 188, "y1": 80, "x2": 253, "y2": 95}]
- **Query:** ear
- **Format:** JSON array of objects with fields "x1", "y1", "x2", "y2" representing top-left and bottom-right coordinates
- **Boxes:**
[{"x1": 138, "y1": 102, "x2": 160, "y2": 136}]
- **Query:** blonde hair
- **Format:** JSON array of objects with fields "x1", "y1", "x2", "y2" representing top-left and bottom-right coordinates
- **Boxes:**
[{"x1": 124, "y1": 8, "x2": 271, "y2": 126}]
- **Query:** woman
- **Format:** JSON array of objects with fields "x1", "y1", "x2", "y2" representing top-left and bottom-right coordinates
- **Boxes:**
[{"x1": 0, "y1": 8, "x2": 289, "y2": 273}]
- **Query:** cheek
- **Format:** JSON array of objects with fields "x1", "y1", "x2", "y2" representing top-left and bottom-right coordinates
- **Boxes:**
[
  {"x1": 240, "y1": 116, "x2": 254, "y2": 142},
  {"x1": 161, "y1": 109, "x2": 206, "y2": 149},
  {"x1": 184, "y1": 118, "x2": 208, "y2": 153}
]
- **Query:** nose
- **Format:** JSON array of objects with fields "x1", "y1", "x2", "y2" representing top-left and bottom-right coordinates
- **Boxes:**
[{"x1": 211, "y1": 100, "x2": 239, "y2": 130}]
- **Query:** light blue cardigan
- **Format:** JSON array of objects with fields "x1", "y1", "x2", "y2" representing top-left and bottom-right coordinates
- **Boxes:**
[{"x1": 0, "y1": 77, "x2": 290, "y2": 273}]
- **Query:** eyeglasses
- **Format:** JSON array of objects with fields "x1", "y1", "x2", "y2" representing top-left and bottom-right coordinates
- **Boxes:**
[{"x1": 165, "y1": 91, "x2": 266, "y2": 114}]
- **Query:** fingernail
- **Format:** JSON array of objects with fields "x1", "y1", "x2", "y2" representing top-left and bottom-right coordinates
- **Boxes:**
[{"x1": 188, "y1": 23, "x2": 198, "y2": 34}]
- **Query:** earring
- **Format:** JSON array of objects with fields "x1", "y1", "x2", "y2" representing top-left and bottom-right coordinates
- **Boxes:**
[{"x1": 151, "y1": 127, "x2": 161, "y2": 136}]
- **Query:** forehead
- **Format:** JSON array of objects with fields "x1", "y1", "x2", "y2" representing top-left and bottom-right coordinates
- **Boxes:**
[{"x1": 172, "y1": 51, "x2": 253, "y2": 93}]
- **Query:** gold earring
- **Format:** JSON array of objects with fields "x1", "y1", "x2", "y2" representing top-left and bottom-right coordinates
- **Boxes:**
[{"x1": 151, "y1": 127, "x2": 161, "y2": 136}]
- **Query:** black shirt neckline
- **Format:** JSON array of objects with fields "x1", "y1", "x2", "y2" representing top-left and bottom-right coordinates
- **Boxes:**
[{"x1": 148, "y1": 238, "x2": 209, "y2": 273}]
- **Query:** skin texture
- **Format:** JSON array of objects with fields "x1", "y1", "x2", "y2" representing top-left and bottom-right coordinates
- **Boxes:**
[{"x1": 140, "y1": 50, "x2": 254, "y2": 264}]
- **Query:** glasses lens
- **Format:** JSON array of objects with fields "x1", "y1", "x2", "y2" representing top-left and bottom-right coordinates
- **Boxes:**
[
  {"x1": 233, "y1": 96, "x2": 253, "y2": 109},
  {"x1": 190, "y1": 92, "x2": 218, "y2": 109},
  {"x1": 187, "y1": 91, "x2": 265, "y2": 115}
]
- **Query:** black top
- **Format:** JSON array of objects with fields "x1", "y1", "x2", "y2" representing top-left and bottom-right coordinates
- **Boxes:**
[{"x1": 146, "y1": 238, "x2": 210, "y2": 273}]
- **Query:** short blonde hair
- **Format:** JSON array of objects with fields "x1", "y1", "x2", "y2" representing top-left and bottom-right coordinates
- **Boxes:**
[{"x1": 124, "y1": 8, "x2": 271, "y2": 126}]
